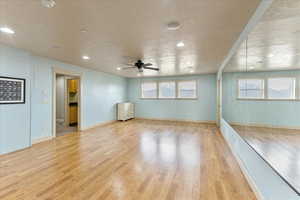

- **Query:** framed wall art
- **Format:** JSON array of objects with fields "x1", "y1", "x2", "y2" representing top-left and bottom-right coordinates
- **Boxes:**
[{"x1": 0, "y1": 76, "x2": 26, "y2": 104}]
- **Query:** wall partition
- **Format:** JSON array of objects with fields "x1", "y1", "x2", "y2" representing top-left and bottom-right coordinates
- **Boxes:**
[{"x1": 218, "y1": 0, "x2": 300, "y2": 199}]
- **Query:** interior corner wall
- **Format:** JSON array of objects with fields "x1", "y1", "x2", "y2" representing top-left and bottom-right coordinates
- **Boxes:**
[
  {"x1": 127, "y1": 74, "x2": 217, "y2": 122},
  {"x1": 0, "y1": 43, "x2": 128, "y2": 154}
]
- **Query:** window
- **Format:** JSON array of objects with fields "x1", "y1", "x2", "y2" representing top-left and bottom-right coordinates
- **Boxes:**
[
  {"x1": 159, "y1": 81, "x2": 176, "y2": 99},
  {"x1": 141, "y1": 80, "x2": 198, "y2": 100},
  {"x1": 267, "y1": 77, "x2": 296, "y2": 99},
  {"x1": 238, "y1": 79, "x2": 264, "y2": 99},
  {"x1": 141, "y1": 82, "x2": 157, "y2": 98},
  {"x1": 177, "y1": 80, "x2": 197, "y2": 99}
]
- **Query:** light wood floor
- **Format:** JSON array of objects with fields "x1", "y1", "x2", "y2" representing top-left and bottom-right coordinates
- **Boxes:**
[
  {"x1": 0, "y1": 120, "x2": 256, "y2": 200},
  {"x1": 56, "y1": 122, "x2": 77, "y2": 137},
  {"x1": 233, "y1": 125, "x2": 300, "y2": 194}
]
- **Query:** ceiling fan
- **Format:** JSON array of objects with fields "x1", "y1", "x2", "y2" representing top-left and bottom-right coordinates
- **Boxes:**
[{"x1": 121, "y1": 60, "x2": 159, "y2": 73}]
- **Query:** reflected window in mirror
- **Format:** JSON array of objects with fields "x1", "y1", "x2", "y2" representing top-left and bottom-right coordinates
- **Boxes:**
[
  {"x1": 267, "y1": 77, "x2": 296, "y2": 100},
  {"x1": 238, "y1": 79, "x2": 264, "y2": 99}
]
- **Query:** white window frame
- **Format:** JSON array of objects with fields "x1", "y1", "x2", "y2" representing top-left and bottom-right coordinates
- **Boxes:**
[
  {"x1": 237, "y1": 78, "x2": 265, "y2": 100},
  {"x1": 140, "y1": 81, "x2": 158, "y2": 99},
  {"x1": 158, "y1": 81, "x2": 176, "y2": 99},
  {"x1": 140, "y1": 79, "x2": 198, "y2": 100},
  {"x1": 267, "y1": 77, "x2": 297, "y2": 100},
  {"x1": 177, "y1": 80, "x2": 198, "y2": 99}
]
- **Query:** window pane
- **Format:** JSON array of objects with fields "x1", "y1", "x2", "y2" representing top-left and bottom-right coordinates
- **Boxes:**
[
  {"x1": 239, "y1": 79, "x2": 263, "y2": 90},
  {"x1": 239, "y1": 79, "x2": 247, "y2": 90},
  {"x1": 239, "y1": 89, "x2": 264, "y2": 99},
  {"x1": 159, "y1": 81, "x2": 176, "y2": 98},
  {"x1": 141, "y1": 82, "x2": 157, "y2": 98},
  {"x1": 239, "y1": 90, "x2": 247, "y2": 98},
  {"x1": 268, "y1": 78, "x2": 295, "y2": 99},
  {"x1": 238, "y1": 79, "x2": 264, "y2": 99},
  {"x1": 178, "y1": 81, "x2": 197, "y2": 98}
]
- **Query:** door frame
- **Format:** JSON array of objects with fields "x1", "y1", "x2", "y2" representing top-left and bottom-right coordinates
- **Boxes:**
[{"x1": 52, "y1": 68, "x2": 82, "y2": 137}]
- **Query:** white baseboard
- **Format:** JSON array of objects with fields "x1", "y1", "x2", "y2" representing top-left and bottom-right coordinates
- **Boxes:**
[
  {"x1": 135, "y1": 117, "x2": 216, "y2": 124},
  {"x1": 230, "y1": 122, "x2": 300, "y2": 130},
  {"x1": 32, "y1": 120, "x2": 117, "y2": 144},
  {"x1": 32, "y1": 136, "x2": 54, "y2": 145},
  {"x1": 80, "y1": 120, "x2": 117, "y2": 131}
]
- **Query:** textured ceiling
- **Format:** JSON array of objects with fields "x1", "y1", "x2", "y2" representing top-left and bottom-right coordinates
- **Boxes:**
[
  {"x1": 225, "y1": 0, "x2": 300, "y2": 72},
  {"x1": 0, "y1": 0, "x2": 260, "y2": 77}
]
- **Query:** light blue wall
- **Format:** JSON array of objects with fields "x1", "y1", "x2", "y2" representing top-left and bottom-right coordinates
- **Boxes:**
[
  {"x1": 31, "y1": 56, "x2": 128, "y2": 136},
  {"x1": 222, "y1": 70, "x2": 300, "y2": 128},
  {"x1": 0, "y1": 44, "x2": 127, "y2": 154},
  {"x1": 0, "y1": 45, "x2": 32, "y2": 154},
  {"x1": 127, "y1": 74, "x2": 217, "y2": 122},
  {"x1": 220, "y1": 119, "x2": 300, "y2": 200}
]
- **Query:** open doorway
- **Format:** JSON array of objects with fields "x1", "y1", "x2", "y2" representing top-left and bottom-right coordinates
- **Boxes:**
[{"x1": 53, "y1": 70, "x2": 81, "y2": 137}]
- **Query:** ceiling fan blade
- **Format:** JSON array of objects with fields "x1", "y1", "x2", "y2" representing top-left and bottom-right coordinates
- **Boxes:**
[
  {"x1": 143, "y1": 66, "x2": 159, "y2": 71},
  {"x1": 121, "y1": 66, "x2": 136, "y2": 70},
  {"x1": 123, "y1": 63, "x2": 135, "y2": 66},
  {"x1": 143, "y1": 63, "x2": 153, "y2": 67}
]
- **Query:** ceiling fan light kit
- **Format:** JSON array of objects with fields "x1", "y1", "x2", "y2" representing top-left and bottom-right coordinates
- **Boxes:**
[
  {"x1": 121, "y1": 60, "x2": 159, "y2": 73},
  {"x1": 167, "y1": 21, "x2": 181, "y2": 30}
]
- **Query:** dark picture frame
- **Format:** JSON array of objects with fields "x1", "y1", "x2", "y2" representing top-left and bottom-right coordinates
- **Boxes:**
[{"x1": 0, "y1": 76, "x2": 26, "y2": 104}]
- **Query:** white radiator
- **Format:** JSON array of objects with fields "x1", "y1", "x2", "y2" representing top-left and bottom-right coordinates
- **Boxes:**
[{"x1": 117, "y1": 102, "x2": 135, "y2": 121}]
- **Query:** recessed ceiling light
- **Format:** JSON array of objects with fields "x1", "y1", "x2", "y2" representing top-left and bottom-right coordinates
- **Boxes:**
[
  {"x1": 137, "y1": 73, "x2": 141, "y2": 77},
  {"x1": 0, "y1": 27, "x2": 15, "y2": 34},
  {"x1": 268, "y1": 54, "x2": 274, "y2": 58},
  {"x1": 189, "y1": 69, "x2": 194, "y2": 73},
  {"x1": 82, "y1": 56, "x2": 90, "y2": 60},
  {"x1": 167, "y1": 21, "x2": 181, "y2": 31},
  {"x1": 80, "y1": 28, "x2": 87, "y2": 33},
  {"x1": 41, "y1": 0, "x2": 56, "y2": 8},
  {"x1": 52, "y1": 45, "x2": 61, "y2": 49},
  {"x1": 249, "y1": 66, "x2": 255, "y2": 70},
  {"x1": 117, "y1": 67, "x2": 121, "y2": 71},
  {"x1": 177, "y1": 42, "x2": 185, "y2": 47}
]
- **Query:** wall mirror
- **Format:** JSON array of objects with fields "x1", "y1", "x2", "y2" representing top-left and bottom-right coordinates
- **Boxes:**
[{"x1": 222, "y1": 0, "x2": 300, "y2": 195}]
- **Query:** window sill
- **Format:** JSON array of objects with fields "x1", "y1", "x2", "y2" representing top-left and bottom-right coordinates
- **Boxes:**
[
  {"x1": 140, "y1": 98, "x2": 198, "y2": 100},
  {"x1": 177, "y1": 98, "x2": 198, "y2": 100},
  {"x1": 140, "y1": 98, "x2": 158, "y2": 100},
  {"x1": 237, "y1": 98, "x2": 299, "y2": 101}
]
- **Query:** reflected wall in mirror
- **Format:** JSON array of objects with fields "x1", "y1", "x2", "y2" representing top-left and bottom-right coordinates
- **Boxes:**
[{"x1": 222, "y1": 0, "x2": 300, "y2": 195}]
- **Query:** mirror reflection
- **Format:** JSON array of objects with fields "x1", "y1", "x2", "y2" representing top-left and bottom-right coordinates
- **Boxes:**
[{"x1": 222, "y1": 0, "x2": 300, "y2": 194}]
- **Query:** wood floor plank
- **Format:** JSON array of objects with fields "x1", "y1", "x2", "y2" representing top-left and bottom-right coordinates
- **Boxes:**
[{"x1": 0, "y1": 119, "x2": 256, "y2": 200}]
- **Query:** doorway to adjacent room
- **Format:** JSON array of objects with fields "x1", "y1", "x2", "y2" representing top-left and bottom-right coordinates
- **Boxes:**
[{"x1": 53, "y1": 70, "x2": 81, "y2": 137}]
